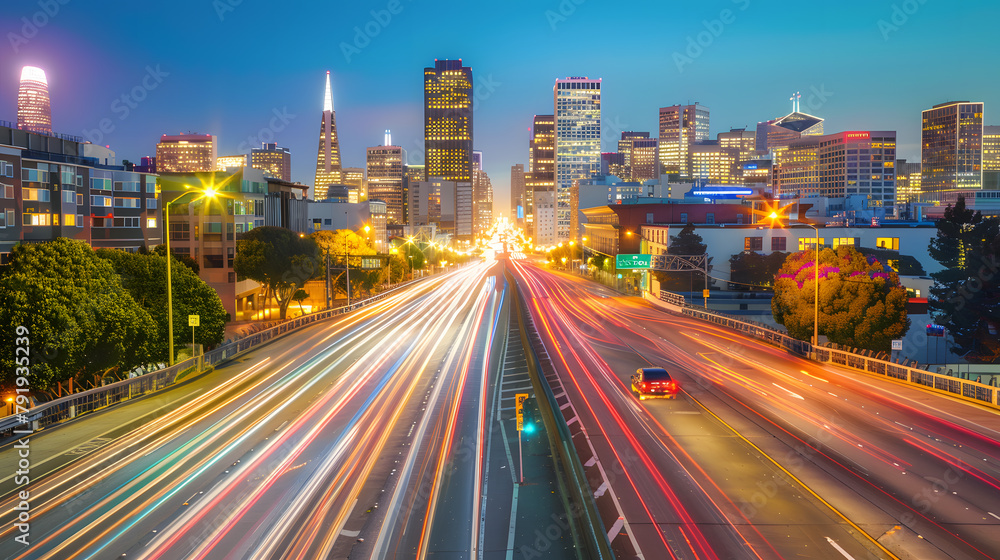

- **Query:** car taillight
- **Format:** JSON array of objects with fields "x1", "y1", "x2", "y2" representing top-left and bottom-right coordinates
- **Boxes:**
[
  {"x1": 668, "y1": 381, "x2": 677, "y2": 391},
  {"x1": 641, "y1": 381, "x2": 650, "y2": 392}
]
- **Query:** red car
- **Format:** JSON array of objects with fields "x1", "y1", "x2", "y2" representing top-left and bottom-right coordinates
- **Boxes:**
[{"x1": 631, "y1": 367, "x2": 679, "y2": 400}]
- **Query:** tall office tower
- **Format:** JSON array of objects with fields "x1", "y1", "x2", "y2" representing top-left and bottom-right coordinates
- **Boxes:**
[
  {"x1": 473, "y1": 166, "x2": 493, "y2": 238},
  {"x1": 554, "y1": 77, "x2": 601, "y2": 241},
  {"x1": 895, "y1": 159, "x2": 923, "y2": 204},
  {"x1": 921, "y1": 101, "x2": 984, "y2": 199},
  {"x1": 472, "y1": 150, "x2": 483, "y2": 171},
  {"x1": 526, "y1": 114, "x2": 555, "y2": 241},
  {"x1": 601, "y1": 152, "x2": 628, "y2": 179},
  {"x1": 718, "y1": 128, "x2": 756, "y2": 163},
  {"x1": 156, "y1": 133, "x2": 218, "y2": 172},
  {"x1": 689, "y1": 143, "x2": 740, "y2": 184},
  {"x1": 658, "y1": 104, "x2": 708, "y2": 178},
  {"x1": 510, "y1": 164, "x2": 526, "y2": 227},
  {"x1": 617, "y1": 132, "x2": 659, "y2": 182},
  {"x1": 17, "y1": 66, "x2": 52, "y2": 135},
  {"x1": 367, "y1": 135, "x2": 406, "y2": 224},
  {"x1": 424, "y1": 59, "x2": 473, "y2": 183},
  {"x1": 777, "y1": 131, "x2": 896, "y2": 204},
  {"x1": 980, "y1": 125, "x2": 1000, "y2": 189},
  {"x1": 251, "y1": 143, "x2": 291, "y2": 181},
  {"x1": 215, "y1": 154, "x2": 248, "y2": 171},
  {"x1": 314, "y1": 71, "x2": 343, "y2": 200},
  {"x1": 756, "y1": 109, "x2": 824, "y2": 156},
  {"x1": 342, "y1": 167, "x2": 366, "y2": 203}
]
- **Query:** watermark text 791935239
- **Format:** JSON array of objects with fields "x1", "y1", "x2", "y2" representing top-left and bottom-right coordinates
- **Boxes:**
[{"x1": 13, "y1": 325, "x2": 34, "y2": 546}]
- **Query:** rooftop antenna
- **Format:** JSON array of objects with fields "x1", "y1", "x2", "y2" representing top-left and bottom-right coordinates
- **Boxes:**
[
  {"x1": 385, "y1": 129, "x2": 391, "y2": 146},
  {"x1": 789, "y1": 91, "x2": 802, "y2": 113}
]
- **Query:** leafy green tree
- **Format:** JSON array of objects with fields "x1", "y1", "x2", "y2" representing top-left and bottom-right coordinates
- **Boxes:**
[
  {"x1": 148, "y1": 244, "x2": 199, "y2": 274},
  {"x1": 772, "y1": 246, "x2": 909, "y2": 351},
  {"x1": 928, "y1": 197, "x2": 1000, "y2": 361},
  {"x1": 653, "y1": 224, "x2": 713, "y2": 292},
  {"x1": 401, "y1": 242, "x2": 426, "y2": 272},
  {"x1": 311, "y1": 230, "x2": 376, "y2": 299},
  {"x1": 235, "y1": 227, "x2": 319, "y2": 320},
  {"x1": 95, "y1": 249, "x2": 227, "y2": 362},
  {"x1": 0, "y1": 238, "x2": 156, "y2": 390},
  {"x1": 292, "y1": 289, "x2": 309, "y2": 316},
  {"x1": 728, "y1": 251, "x2": 787, "y2": 290}
]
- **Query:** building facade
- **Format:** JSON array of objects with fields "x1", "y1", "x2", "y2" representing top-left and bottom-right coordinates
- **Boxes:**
[
  {"x1": 0, "y1": 124, "x2": 161, "y2": 262},
  {"x1": 314, "y1": 71, "x2": 343, "y2": 200},
  {"x1": 473, "y1": 166, "x2": 493, "y2": 239},
  {"x1": 215, "y1": 154, "x2": 248, "y2": 171},
  {"x1": 17, "y1": 66, "x2": 52, "y2": 135},
  {"x1": 156, "y1": 133, "x2": 217, "y2": 173},
  {"x1": 526, "y1": 114, "x2": 555, "y2": 243},
  {"x1": 251, "y1": 142, "x2": 291, "y2": 182},
  {"x1": 367, "y1": 143, "x2": 406, "y2": 224},
  {"x1": 554, "y1": 77, "x2": 602, "y2": 242},
  {"x1": 659, "y1": 104, "x2": 709, "y2": 178},
  {"x1": 424, "y1": 59, "x2": 473, "y2": 184},
  {"x1": 921, "y1": 101, "x2": 984, "y2": 199},
  {"x1": 510, "y1": 163, "x2": 525, "y2": 228}
]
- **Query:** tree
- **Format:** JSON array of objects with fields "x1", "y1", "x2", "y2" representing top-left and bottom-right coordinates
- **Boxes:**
[
  {"x1": 653, "y1": 224, "x2": 713, "y2": 292},
  {"x1": 0, "y1": 239, "x2": 157, "y2": 391},
  {"x1": 292, "y1": 289, "x2": 309, "y2": 316},
  {"x1": 311, "y1": 230, "x2": 376, "y2": 300},
  {"x1": 148, "y1": 244, "x2": 200, "y2": 274},
  {"x1": 729, "y1": 251, "x2": 787, "y2": 290},
  {"x1": 96, "y1": 249, "x2": 227, "y2": 362},
  {"x1": 401, "y1": 242, "x2": 426, "y2": 272},
  {"x1": 928, "y1": 197, "x2": 1000, "y2": 362},
  {"x1": 234, "y1": 227, "x2": 319, "y2": 320},
  {"x1": 772, "y1": 246, "x2": 910, "y2": 352}
]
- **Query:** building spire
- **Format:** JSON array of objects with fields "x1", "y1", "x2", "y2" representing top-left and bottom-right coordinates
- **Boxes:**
[
  {"x1": 324, "y1": 71, "x2": 333, "y2": 112},
  {"x1": 385, "y1": 129, "x2": 391, "y2": 146}
]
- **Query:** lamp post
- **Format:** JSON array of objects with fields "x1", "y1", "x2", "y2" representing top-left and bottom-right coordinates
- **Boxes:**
[{"x1": 164, "y1": 186, "x2": 216, "y2": 366}]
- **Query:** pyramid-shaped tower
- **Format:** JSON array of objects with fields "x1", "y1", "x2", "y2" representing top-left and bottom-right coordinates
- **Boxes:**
[{"x1": 313, "y1": 71, "x2": 342, "y2": 200}]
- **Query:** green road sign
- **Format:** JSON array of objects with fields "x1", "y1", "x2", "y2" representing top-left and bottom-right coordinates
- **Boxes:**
[{"x1": 616, "y1": 254, "x2": 652, "y2": 269}]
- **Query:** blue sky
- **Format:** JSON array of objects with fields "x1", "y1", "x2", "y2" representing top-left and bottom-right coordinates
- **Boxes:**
[{"x1": 3, "y1": 0, "x2": 998, "y2": 213}]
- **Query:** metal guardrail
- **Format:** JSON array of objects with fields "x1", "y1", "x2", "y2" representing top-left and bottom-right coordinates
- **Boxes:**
[
  {"x1": 644, "y1": 291, "x2": 999, "y2": 410},
  {"x1": 0, "y1": 280, "x2": 422, "y2": 437},
  {"x1": 507, "y1": 268, "x2": 615, "y2": 560}
]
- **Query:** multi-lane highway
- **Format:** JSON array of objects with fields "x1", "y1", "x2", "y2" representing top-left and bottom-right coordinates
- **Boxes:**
[
  {"x1": 510, "y1": 259, "x2": 1000, "y2": 560},
  {"x1": 0, "y1": 261, "x2": 519, "y2": 560}
]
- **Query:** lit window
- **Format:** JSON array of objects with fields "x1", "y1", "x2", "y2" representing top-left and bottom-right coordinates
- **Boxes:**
[{"x1": 876, "y1": 237, "x2": 899, "y2": 251}]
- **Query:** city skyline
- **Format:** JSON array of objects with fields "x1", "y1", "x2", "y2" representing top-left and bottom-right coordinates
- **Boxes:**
[{"x1": 4, "y1": 0, "x2": 1000, "y2": 213}]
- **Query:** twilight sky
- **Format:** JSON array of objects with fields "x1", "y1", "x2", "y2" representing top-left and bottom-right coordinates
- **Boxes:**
[{"x1": 3, "y1": 0, "x2": 998, "y2": 215}]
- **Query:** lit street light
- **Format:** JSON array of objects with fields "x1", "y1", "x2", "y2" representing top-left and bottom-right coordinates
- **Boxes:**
[{"x1": 164, "y1": 185, "x2": 217, "y2": 366}]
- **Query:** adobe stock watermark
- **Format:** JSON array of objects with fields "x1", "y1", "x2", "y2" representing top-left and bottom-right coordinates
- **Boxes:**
[
  {"x1": 340, "y1": 0, "x2": 413, "y2": 63},
  {"x1": 673, "y1": 0, "x2": 751, "y2": 74},
  {"x1": 8, "y1": 0, "x2": 71, "y2": 54},
  {"x1": 82, "y1": 65, "x2": 169, "y2": 145},
  {"x1": 878, "y1": 0, "x2": 928, "y2": 41},
  {"x1": 213, "y1": 0, "x2": 243, "y2": 21},
  {"x1": 236, "y1": 107, "x2": 296, "y2": 154},
  {"x1": 545, "y1": 0, "x2": 586, "y2": 31}
]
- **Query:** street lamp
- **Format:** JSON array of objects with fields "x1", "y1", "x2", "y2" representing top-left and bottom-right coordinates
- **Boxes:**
[{"x1": 164, "y1": 185, "x2": 217, "y2": 366}]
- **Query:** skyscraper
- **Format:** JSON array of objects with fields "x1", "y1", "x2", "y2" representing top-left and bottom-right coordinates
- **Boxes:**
[
  {"x1": 367, "y1": 132, "x2": 406, "y2": 224},
  {"x1": 921, "y1": 101, "x2": 984, "y2": 200},
  {"x1": 617, "y1": 132, "x2": 659, "y2": 182},
  {"x1": 215, "y1": 154, "x2": 248, "y2": 171},
  {"x1": 314, "y1": 71, "x2": 343, "y2": 200},
  {"x1": 658, "y1": 104, "x2": 709, "y2": 178},
  {"x1": 251, "y1": 143, "x2": 291, "y2": 182},
  {"x1": 424, "y1": 59, "x2": 473, "y2": 183},
  {"x1": 156, "y1": 133, "x2": 217, "y2": 172},
  {"x1": 510, "y1": 164, "x2": 525, "y2": 227},
  {"x1": 526, "y1": 114, "x2": 555, "y2": 243},
  {"x1": 554, "y1": 77, "x2": 601, "y2": 241},
  {"x1": 17, "y1": 66, "x2": 52, "y2": 135},
  {"x1": 473, "y1": 165, "x2": 493, "y2": 238}
]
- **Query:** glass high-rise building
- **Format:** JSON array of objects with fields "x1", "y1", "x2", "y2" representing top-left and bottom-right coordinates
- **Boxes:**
[
  {"x1": 659, "y1": 104, "x2": 709, "y2": 178},
  {"x1": 251, "y1": 143, "x2": 291, "y2": 182},
  {"x1": 156, "y1": 133, "x2": 217, "y2": 172},
  {"x1": 424, "y1": 59, "x2": 473, "y2": 184},
  {"x1": 17, "y1": 66, "x2": 52, "y2": 135},
  {"x1": 367, "y1": 136, "x2": 406, "y2": 225},
  {"x1": 526, "y1": 114, "x2": 555, "y2": 243},
  {"x1": 314, "y1": 71, "x2": 343, "y2": 200},
  {"x1": 554, "y1": 77, "x2": 601, "y2": 242},
  {"x1": 921, "y1": 101, "x2": 984, "y2": 200}
]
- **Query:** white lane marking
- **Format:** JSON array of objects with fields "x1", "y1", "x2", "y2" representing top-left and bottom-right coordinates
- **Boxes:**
[
  {"x1": 566, "y1": 416, "x2": 579, "y2": 426},
  {"x1": 772, "y1": 382, "x2": 804, "y2": 400},
  {"x1": 894, "y1": 421, "x2": 912, "y2": 430},
  {"x1": 501, "y1": 385, "x2": 533, "y2": 393},
  {"x1": 825, "y1": 536, "x2": 857, "y2": 559},
  {"x1": 340, "y1": 529, "x2": 360, "y2": 537},
  {"x1": 989, "y1": 512, "x2": 1000, "y2": 521},
  {"x1": 559, "y1": 402, "x2": 571, "y2": 410},
  {"x1": 607, "y1": 516, "x2": 625, "y2": 541},
  {"x1": 584, "y1": 457, "x2": 596, "y2": 468},
  {"x1": 593, "y1": 481, "x2": 608, "y2": 498},
  {"x1": 672, "y1": 411, "x2": 700, "y2": 415}
]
